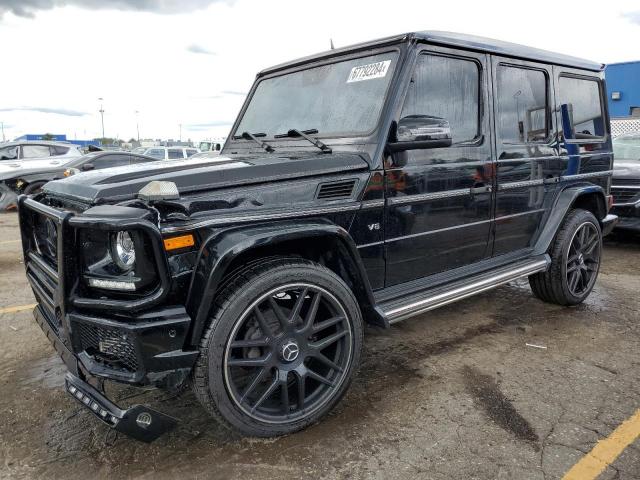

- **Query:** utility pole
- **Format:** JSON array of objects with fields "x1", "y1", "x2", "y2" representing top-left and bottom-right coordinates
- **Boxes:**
[
  {"x1": 98, "y1": 97, "x2": 105, "y2": 143},
  {"x1": 179, "y1": 123, "x2": 182, "y2": 142},
  {"x1": 135, "y1": 110, "x2": 140, "y2": 142},
  {"x1": 1, "y1": 121, "x2": 5, "y2": 142}
]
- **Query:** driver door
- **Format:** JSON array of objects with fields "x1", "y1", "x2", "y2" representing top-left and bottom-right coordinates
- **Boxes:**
[{"x1": 384, "y1": 47, "x2": 494, "y2": 287}]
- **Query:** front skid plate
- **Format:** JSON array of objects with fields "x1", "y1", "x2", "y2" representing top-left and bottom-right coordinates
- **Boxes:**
[{"x1": 65, "y1": 373, "x2": 178, "y2": 443}]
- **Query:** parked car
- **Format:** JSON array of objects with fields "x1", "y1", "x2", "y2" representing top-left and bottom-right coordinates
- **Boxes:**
[
  {"x1": 62, "y1": 151, "x2": 158, "y2": 177},
  {"x1": 0, "y1": 151, "x2": 157, "y2": 211},
  {"x1": 141, "y1": 146, "x2": 199, "y2": 160},
  {"x1": 611, "y1": 133, "x2": 640, "y2": 231},
  {"x1": 0, "y1": 141, "x2": 82, "y2": 210},
  {"x1": 18, "y1": 31, "x2": 616, "y2": 442}
]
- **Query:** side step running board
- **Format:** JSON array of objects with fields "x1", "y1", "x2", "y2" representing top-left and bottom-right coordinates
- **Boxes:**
[{"x1": 381, "y1": 256, "x2": 550, "y2": 324}]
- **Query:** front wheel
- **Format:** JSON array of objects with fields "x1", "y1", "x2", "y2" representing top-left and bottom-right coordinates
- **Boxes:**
[
  {"x1": 192, "y1": 258, "x2": 363, "y2": 437},
  {"x1": 529, "y1": 208, "x2": 602, "y2": 306}
]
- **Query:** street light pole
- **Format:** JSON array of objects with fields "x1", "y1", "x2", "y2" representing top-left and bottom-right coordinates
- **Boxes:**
[
  {"x1": 98, "y1": 97, "x2": 105, "y2": 143},
  {"x1": 179, "y1": 123, "x2": 182, "y2": 143},
  {"x1": 1, "y1": 121, "x2": 5, "y2": 142},
  {"x1": 135, "y1": 110, "x2": 140, "y2": 142}
]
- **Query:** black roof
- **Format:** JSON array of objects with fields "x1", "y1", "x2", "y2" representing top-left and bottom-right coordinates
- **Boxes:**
[{"x1": 261, "y1": 31, "x2": 603, "y2": 75}]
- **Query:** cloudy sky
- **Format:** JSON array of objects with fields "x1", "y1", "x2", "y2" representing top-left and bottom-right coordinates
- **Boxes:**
[{"x1": 1, "y1": 0, "x2": 639, "y2": 143}]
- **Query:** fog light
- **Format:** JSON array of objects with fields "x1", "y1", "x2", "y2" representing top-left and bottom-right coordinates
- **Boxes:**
[{"x1": 88, "y1": 278, "x2": 136, "y2": 291}]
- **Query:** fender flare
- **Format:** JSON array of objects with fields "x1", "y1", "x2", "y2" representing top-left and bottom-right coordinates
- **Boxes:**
[
  {"x1": 185, "y1": 219, "x2": 386, "y2": 346},
  {"x1": 533, "y1": 183, "x2": 607, "y2": 256}
]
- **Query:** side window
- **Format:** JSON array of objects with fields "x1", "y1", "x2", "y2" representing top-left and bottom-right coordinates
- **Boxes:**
[
  {"x1": 22, "y1": 145, "x2": 52, "y2": 159},
  {"x1": 401, "y1": 53, "x2": 480, "y2": 145},
  {"x1": 185, "y1": 149, "x2": 197, "y2": 157},
  {"x1": 51, "y1": 146, "x2": 69, "y2": 156},
  {"x1": 168, "y1": 148, "x2": 183, "y2": 159},
  {"x1": 497, "y1": 65, "x2": 549, "y2": 143},
  {"x1": 558, "y1": 76, "x2": 604, "y2": 141},
  {"x1": 147, "y1": 149, "x2": 165, "y2": 159},
  {"x1": 0, "y1": 146, "x2": 18, "y2": 160},
  {"x1": 92, "y1": 155, "x2": 130, "y2": 169}
]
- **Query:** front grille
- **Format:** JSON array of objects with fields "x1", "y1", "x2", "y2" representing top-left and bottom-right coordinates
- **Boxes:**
[
  {"x1": 611, "y1": 187, "x2": 640, "y2": 205},
  {"x1": 612, "y1": 178, "x2": 640, "y2": 187},
  {"x1": 75, "y1": 323, "x2": 139, "y2": 373}
]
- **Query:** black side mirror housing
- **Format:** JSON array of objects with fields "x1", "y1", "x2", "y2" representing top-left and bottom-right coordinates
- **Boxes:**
[
  {"x1": 388, "y1": 115, "x2": 453, "y2": 152},
  {"x1": 81, "y1": 163, "x2": 95, "y2": 171}
]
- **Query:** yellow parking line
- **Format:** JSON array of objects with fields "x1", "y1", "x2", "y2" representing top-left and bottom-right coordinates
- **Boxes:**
[
  {"x1": 0, "y1": 239, "x2": 20, "y2": 245},
  {"x1": 562, "y1": 409, "x2": 640, "y2": 480},
  {"x1": 0, "y1": 303, "x2": 36, "y2": 315}
]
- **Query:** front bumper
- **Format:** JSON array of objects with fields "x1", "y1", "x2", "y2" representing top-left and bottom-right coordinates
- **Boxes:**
[
  {"x1": 601, "y1": 214, "x2": 619, "y2": 236},
  {"x1": 611, "y1": 203, "x2": 640, "y2": 232},
  {"x1": 34, "y1": 305, "x2": 179, "y2": 442}
]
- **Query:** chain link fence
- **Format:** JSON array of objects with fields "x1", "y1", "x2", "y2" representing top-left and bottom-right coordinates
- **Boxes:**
[{"x1": 611, "y1": 118, "x2": 640, "y2": 137}]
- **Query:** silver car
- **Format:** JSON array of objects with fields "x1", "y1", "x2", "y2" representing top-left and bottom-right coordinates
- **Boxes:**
[{"x1": 0, "y1": 141, "x2": 82, "y2": 210}]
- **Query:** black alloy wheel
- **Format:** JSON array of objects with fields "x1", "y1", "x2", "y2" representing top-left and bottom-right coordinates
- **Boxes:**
[
  {"x1": 565, "y1": 221, "x2": 601, "y2": 297},
  {"x1": 224, "y1": 283, "x2": 353, "y2": 424},
  {"x1": 192, "y1": 258, "x2": 363, "y2": 437},
  {"x1": 529, "y1": 208, "x2": 603, "y2": 306}
]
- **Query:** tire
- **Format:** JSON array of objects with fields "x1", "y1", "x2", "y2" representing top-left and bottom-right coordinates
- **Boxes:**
[
  {"x1": 529, "y1": 208, "x2": 602, "y2": 306},
  {"x1": 23, "y1": 181, "x2": 46, "y2": 195},
  {"x1": 192, "y1": 257, "x2": 364, "y2": 437}
]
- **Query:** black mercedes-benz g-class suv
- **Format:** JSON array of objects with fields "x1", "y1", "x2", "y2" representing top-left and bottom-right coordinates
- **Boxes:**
[{"x1": 18, "y1": 31, "x2": 617, "y2": 442}]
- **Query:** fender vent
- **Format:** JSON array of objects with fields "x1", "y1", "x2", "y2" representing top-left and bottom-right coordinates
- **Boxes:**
[{"x1": 317, "y1": 179, "x2": 357, "y2": 200}]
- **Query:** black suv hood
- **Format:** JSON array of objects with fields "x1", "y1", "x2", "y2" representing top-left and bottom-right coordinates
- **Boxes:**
[{"x1": 43, "y1": 153, "x2": 369, "y2": 204}]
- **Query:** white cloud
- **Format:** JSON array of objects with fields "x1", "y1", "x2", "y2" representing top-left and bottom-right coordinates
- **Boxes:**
[{"x1": 1, "y1": 0, "x2": 639, "y2": 142}]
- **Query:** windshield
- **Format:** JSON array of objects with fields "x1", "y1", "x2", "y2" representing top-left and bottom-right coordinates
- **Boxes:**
[
  {"x1": 613, "y1": 136, "x2": 640, "y2": 161},
  {"x1": 235, "y1": 52, "x2": 399, "y2": 139}
]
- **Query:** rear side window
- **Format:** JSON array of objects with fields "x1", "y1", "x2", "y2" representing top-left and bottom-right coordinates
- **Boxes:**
[
  {"x1": 22, "y1": 145, "x2": 53, "y2": 159},
  {"x1": 92, "y1": 154, "x2": 130, "y2": 169},
  {"x1": 146, "y1": 149, "x2": 165, "y2": 159},
  {"x1": 168, "y1": 148, "x2": 183, "y2": 159},
  {"x1": 401, "y1": 53, "x2": 480, "y2": 145},
  {"x1": 186, "y1": 149, "x2": 197, "y2": 157},
  {"x1": 0, "y1": 146, "x2": 18, "y2": 160},
  {"x1": 558, "y1": 76, "x2": 604, "y2": 141},
  {"x1": 51, "y1": 146, "x2": 69, "y2": 155},
  {"x1": 496, "y1": 65, "x2": 549, "y2": 143}
]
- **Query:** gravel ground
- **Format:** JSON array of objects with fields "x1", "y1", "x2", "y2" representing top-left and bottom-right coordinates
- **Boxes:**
[{"x1": 0, "y1": 212, "x2": 638, "y2": 479}]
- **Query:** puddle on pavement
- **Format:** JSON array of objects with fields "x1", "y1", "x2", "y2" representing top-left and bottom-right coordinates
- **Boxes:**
[
  {"x1": 462, "y1": 365, "x2": 539, "y2": 446},
  {"x1": 21, "y1": 354, "x2": 67, "y2": 389}
]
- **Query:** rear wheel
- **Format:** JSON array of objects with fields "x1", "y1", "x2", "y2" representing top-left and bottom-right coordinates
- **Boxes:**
[
  {"x1": 192, "y1": 258, "x2": 363, "y2": 437},
  {"x1": 529, "y1": 208, "x2": 602, "y2": 305}
]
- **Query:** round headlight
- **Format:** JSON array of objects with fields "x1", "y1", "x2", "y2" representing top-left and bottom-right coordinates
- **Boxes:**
[{"x1": 112, "y1": 231, "x2": 136, "y2": 270}]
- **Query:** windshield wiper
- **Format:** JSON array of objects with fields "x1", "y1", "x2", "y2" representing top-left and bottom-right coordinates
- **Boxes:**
[
  {"x1": 275, "y1": 129, "x2": 332, "y2": 154},
  {"x1": 232, "y1": 131, "x2": 275, "y2": 153}
]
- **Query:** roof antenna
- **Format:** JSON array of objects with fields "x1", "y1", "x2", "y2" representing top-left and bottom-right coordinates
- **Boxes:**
[{"x1": 330, "y1": 38, "x2": 335, "y2": 50}]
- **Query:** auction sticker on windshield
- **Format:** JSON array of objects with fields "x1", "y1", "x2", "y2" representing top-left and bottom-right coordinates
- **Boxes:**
[{"x1": 347, "y1": 60, "x2": 391, "y2": 83}]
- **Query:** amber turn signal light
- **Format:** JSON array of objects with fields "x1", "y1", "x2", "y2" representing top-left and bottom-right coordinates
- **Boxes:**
[{"x1": 163, "y1": 234, "x2": 195, "y2": 251}]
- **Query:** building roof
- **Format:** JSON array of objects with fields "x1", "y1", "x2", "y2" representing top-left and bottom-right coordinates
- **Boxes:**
[{"x1": 261, "y1": 31, "x2": 603, "y2": 75}]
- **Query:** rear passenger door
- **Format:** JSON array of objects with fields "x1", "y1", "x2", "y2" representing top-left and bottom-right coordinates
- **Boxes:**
[
  {"x1": 384, "y1": 47, "x2": 494, "y2": 287},
  {"x1": 491, "y1": 58, "x2": 557, "y2": 255}
]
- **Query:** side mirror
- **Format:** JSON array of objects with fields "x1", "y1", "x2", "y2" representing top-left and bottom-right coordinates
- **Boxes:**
[
  {"x1": 388, "y1": 115, "x2": 453, "y2": 152},
  {"x1": 81, "y1": 163, "x2": 95, "y2": 171}
]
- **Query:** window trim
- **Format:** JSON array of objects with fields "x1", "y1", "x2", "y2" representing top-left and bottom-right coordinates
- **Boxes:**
[
  {"x1": 401, "y1": 50, "x2": 484, "y2": 147},
  {"x1": 496, "y1": 62, "x2": 552, "y2": 146},
  {"x1": 558, "y1": 73, "x2": 606, "y2": 145}
]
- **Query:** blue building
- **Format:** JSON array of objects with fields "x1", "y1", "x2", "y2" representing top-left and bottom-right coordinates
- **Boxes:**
[
  {"x1": 15, "y1": 133, "x2": 100, "y2": 149},
  {"x1": 606, "y1": 61, "x2": 640, "y2": 118}
]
